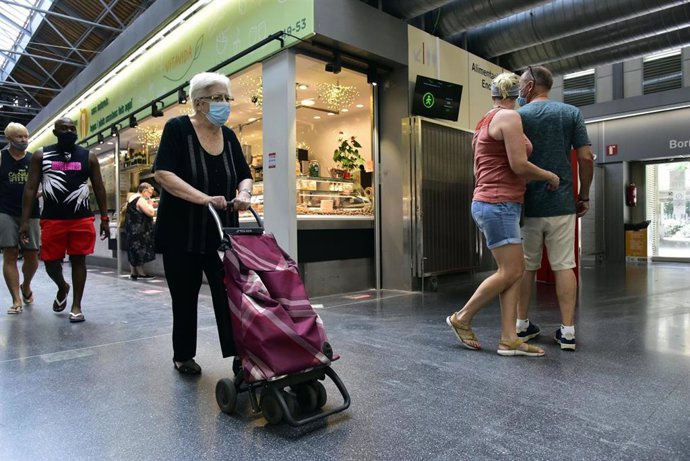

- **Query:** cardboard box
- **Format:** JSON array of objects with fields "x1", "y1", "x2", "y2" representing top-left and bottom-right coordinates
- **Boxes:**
[{"x1": 625, "y1": 228, "x2": 648, "y2": 261}]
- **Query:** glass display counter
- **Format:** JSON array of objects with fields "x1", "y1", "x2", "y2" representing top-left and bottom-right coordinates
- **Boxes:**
[{"x1": 247, "y1": 176, "x2": 373, "y2": 218}]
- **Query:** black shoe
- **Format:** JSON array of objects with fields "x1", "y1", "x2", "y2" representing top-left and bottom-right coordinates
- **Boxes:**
[
  {"x1": 137, "y1": 274, "x2": 154, "y2": 279},
  {"x1": 129, "y1": 274, "x2": 138, "y2": 280},
  {"x1": 555, "y1": 329, "x2": 576, "y2": 351},
  {"x1": 174, "y1": 359, "x2": 202, "y2": 375},
  {"x1": 517, "y1": 322, "x2": 541, "y2": 342}
]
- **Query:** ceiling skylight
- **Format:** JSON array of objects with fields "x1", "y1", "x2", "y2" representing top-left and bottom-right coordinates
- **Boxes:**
[{"x1": 0, "y1": 0, "x2": 52, "y2": 82}]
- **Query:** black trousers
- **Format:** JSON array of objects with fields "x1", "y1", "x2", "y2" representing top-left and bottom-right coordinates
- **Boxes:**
[{"x1": 162, "y1": 249, "x2": 236, "y2": 362}]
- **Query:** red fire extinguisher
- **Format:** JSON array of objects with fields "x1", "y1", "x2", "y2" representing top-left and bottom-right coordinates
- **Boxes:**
[{"x1": 626, "y1": 183, "x2": 637, "y2": 207}]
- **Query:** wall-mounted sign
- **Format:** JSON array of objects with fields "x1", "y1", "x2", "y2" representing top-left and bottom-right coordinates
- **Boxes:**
[
  {"x1": 411, "y1": 75, "x2": 463, "y2": 121},
  {"x1": 268, "y1": 152, "x2": 276, "y2": 169},
  {"x1": 606, "y1": 144, "x2": 618, "y2": 156}
]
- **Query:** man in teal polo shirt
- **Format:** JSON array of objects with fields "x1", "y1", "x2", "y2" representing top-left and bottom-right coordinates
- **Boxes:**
[{"x1": 515, "y1": 65, "x2": 595, "y2": 351}]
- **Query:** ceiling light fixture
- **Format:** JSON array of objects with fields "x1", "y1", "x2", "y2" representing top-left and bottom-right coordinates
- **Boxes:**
[
  {"x1": 98, "y1": 133, "x2": 104, "y2": 144},
  {"x1": 367, "y1": 65, "x2": 379, "y2": 86},
  {"x1": 316, "y1": 81, "x2": 359, "y2": 111},
  {"x1": 129, "y1": 114, "x2": 138, "y2": 128},
  {"x1": 110, "y1": 124, "x2": 119, "y2": 137}
]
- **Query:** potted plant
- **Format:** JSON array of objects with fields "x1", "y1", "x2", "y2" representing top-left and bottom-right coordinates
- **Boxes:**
[{"x1": 332, "y1": 133, "x2": 364, "y2": 178}]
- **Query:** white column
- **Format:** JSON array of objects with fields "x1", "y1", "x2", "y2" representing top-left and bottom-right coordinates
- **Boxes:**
[{"x1": 262, "y1": 50, "x2": 297, "y2": 260}]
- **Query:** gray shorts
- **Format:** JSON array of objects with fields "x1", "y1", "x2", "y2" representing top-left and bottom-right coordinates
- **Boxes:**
[{"x1": 0, "y1": 213, "x2": 40, "y2": 250}]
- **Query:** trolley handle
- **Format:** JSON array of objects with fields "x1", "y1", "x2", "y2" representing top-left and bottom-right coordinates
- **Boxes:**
[{"x1": 207, "y1": 202, "x2": 264, "y2": 243}]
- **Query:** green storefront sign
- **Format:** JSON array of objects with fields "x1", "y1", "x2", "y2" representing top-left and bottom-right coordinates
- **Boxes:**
[{"x1": 30, "y1": 0, "x2": 314, "y2": 149}]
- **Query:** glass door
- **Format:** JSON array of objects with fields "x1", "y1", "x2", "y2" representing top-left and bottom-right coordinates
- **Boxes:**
[{"x1": 646, "y1": 162, "x2": 690, "y2": 259}]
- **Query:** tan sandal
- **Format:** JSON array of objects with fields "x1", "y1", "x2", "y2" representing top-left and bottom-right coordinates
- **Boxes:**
[
  {"x1": 446, "y1": 314, "x2": 481, "y2": 350},
  {"x1": 497, "y1": 338, "x2": 544, "y2": 357},
  {"x1": 7, "y1": 305, "x2": 23, "y2": 315}
]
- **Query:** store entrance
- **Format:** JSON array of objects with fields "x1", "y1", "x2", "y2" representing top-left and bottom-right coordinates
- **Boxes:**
[{"x1": 646, "y1": 161, "x2": 690, "y2": 260}]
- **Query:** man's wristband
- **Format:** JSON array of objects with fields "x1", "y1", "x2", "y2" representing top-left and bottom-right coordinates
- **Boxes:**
[{"x1": 100, "y1": 215, "x2": 110, "y2": 221}]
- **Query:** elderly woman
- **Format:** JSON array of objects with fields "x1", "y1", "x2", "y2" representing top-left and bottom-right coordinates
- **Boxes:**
[
  {"x1": 1, "y1": 122, "x2": 40, "y2": 314},
  {"x1": 445, "y1": 72, "x2": 559, "y2": 357},
  {"x1": 124, "y1": 182, "x2": 156, "y2": 280},
  {"x1": 153, "y1": 72, "x2": 252, "y2": 375}
]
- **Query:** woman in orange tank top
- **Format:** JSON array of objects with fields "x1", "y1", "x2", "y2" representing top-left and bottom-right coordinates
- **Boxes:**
[{"x1": 446, "y1": 73, "x2": 559, "y2": 357}]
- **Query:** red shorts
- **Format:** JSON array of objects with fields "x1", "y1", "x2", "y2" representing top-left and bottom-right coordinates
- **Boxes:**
[{"x1": 40, "y1": 217, "x2": 96, "y2": 261}]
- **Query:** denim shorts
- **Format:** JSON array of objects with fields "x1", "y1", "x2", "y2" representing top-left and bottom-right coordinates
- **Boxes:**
[{"x1": 471, "y1": 201, "x2": 522, "y2": 250}]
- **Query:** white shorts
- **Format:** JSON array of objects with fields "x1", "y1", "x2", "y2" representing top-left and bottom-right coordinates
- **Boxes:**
[{"x1": 522, "y1": 214, "x2": 576, "y2": 271}]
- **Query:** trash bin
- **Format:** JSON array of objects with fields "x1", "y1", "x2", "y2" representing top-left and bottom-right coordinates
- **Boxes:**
[{"x1": 624, "y1": 221, "x2": 650, "y2": 261}]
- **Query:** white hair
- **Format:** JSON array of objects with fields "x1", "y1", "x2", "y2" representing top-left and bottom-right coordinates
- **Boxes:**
[
  {"x1": 189, "y1": 72, "x2": 231, "y2": 102},
  {"x1": 4, "y1": 122, "x2": 28, "y2": 138}
]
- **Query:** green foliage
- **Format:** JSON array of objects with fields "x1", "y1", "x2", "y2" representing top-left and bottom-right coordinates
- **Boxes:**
[{"x1": 333, "y1": 135, "x2": 364, "y2": 171}]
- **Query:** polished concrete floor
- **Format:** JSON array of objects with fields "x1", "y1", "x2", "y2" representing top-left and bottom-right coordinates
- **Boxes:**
[{"x1": 1, "y1": 258, "x2": 689, "y2": 460}]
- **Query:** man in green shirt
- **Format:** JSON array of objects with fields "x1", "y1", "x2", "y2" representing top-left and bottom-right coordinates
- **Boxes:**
[{"x1": 516, "y1": 65, "x2": 595, "y2": 351}]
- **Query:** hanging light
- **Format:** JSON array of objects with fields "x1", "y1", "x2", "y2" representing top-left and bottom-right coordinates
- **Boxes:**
[
  {"x1": 129, "y1": 114, "x2": 138, "y2": 128},
  {"x1": 316, "y1": 81, "x2": 359, "y2": 111},
  {"x1": 110, "y1": 124, "x2": 119, "y2": 137},
  {"x1": 97, "y1": 133, "x2": 104, "y2": 144}
]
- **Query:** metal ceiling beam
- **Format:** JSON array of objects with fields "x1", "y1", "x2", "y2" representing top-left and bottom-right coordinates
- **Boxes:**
[
  {"x1": 41, "y1": 16, "x2": 90, "y2": 64},
  {"x1": 0, "y1": 49, "x2": 85, "y2": 67},
  {"x1": 0, "y1": 80, "x2": 61, "y2": 91},
  {"x1": 1, "y1": 51, "x2": 59, "y2": 90},
  {"x1": 379, "y1": 0, "x2": 458, "y2": 20},
  {"x1": 98, "y1": 0, "x2": 126, "y2": 29},
  {"x1": 499, "y1": 2, "x2": 690, "y2": 71},
  {"x1": 543, "y1": 25, "x2": 690, "y2": 75},
  {"x1": 4, "y1": 75, "x2": 43, "y2": 107},
  {"x1": 2, "y1": 0, "x2": 123, "y2": 33},
  {"x1": 0, "y1": 11, "x2": 31, "y2": 35},
  {"x1": 34, "y1": 3, "x2": 116, "y2": 92},
  {"x1": 437, "y1": 0, "x2": 551, "y2": 39},
  {"x1": 461, "y1": 0, "x2": 688, "y2": 58}
]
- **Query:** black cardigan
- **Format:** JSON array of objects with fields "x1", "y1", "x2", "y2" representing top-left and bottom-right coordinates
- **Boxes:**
[{"x1": 153, "y1": 116, "x2": 251, "y2": 254}]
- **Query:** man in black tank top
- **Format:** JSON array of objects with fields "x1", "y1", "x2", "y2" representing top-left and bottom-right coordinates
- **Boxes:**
[{"x1": 19, "y1": 117, "x2": 109, "y2": 323}]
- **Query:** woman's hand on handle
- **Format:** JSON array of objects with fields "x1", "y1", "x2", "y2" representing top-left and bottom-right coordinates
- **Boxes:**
[
  {"x1": 207, "y1": 195, "x2": 228, "y2": 210},
  {"x1": 233, "y1": 191, "x2": 251, "y2": 211}
]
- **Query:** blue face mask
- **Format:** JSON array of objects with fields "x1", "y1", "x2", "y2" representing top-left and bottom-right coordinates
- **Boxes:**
[
  {"x1": 10, "y1": 140, "x2": 28, "y2": 151},
  {"x1": 516, "y1": 96, "x2": 528, "y2": 107},
  {"x1": 205, "y1": 102, "x2": 230, "y2": 127}
]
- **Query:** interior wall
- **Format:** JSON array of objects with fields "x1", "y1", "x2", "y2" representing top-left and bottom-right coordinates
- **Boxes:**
[
  {"x1": 298, "y1": 110, "x2": 373, "y2": 173},
  {"x1": 380, "y1": 67, "x2": 411, "y2": 290}
]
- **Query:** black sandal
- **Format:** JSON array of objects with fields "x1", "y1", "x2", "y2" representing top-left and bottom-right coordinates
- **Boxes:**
[{"x1": 173, "y1": 359, "x2": 201, "y2": 375}]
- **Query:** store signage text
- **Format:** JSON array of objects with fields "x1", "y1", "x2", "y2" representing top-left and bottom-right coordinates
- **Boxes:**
[
  {"x1": 670, "y1": 139, "x2": 690, "y2": 150},
  {"x1": 164, "y1": 36, "x2": 204, "y2": 82},
  {"x1": 471, "y1": 63, "x2": 498, "y2": 90},
  {"x1": 88, "y1": 98, "x2": 134, "y2": 133}
]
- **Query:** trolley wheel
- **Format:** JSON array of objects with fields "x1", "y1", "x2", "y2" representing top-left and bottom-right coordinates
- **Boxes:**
[
  {"x1": 283, "y1": 390, "x2": 298, "y2": 416},
  {"x1": 215, "y1": 378, "x2": 237, "y2": 415},
  {"x1": 261, "y1": 390, "x2": 283, "y2": 425},
  {"x1": 293, "y1": 384, "x2": 317, "y2": 413},
  {"x1": 309, "y1": 380, "x2": 327, "y2": 409}
]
